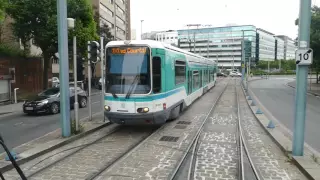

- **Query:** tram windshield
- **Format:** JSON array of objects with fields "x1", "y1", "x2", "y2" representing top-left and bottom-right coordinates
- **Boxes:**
[{"x1": 106, "y1": 46, "x2": 151, "y2": 95}]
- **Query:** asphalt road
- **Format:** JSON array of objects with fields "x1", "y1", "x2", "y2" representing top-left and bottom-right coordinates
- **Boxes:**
[
  {"x1": 249, "y1": 77, "x2": 320, "y2": 151},
  {"x1": 0, "y1": 93, "x2": 103, "y2": 152}
]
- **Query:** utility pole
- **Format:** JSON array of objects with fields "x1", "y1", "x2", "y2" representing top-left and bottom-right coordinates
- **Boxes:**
[
  {"x1": 292, "y1": 0, "x2": 312, "y2": 156},
  {"x1": 57, "y1": 0, "x2": 70, "y2": 137}
]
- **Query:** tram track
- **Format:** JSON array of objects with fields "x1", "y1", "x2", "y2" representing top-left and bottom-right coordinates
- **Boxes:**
[
  {"x1": 170, "y1": 79, "x2": 231, "y2": 180},
  {"x1": 9, "y1": 125, "x2": 159, "y2": 180},
  {"x1": 171, "y1": 78, "x2": 261, "y2": 180}
]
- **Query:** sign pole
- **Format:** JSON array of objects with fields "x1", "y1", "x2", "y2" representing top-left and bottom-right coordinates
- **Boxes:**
[
  {"x1": 100, "y1": 37, "x2": 105, "y2": 122},
  {"x1": 57, "y1": 0, "x2": 70, "y2": 137},
  {"x1": 87, "y1": 41, "x2": 92, "y2": 121},
  {"x1": 293, "y1": 0, "x2": 312, "y2": 156}
]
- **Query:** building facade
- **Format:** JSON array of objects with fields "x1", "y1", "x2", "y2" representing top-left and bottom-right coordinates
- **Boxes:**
[
  {"x1": 92, "y1": 0, "x2": 131, "y2": 40},
  {"x1": 276, "y1": 35, "x2": 296, "y2": 60},
  {"x1": 131, "y1": 29, "x2": 136, "y2": 40},
  {"x1": 275, "y1": 36, "x2": 285, "y2": 60},
  {"x1": 155, "y1": 30, "x2": 178, "y2": 46},
  {"x1": 256, "y1": 28, "x2": 275, "y2": 62},
  {"x1": 177, "y1": 25, "x2": 257, "y2": 70}
]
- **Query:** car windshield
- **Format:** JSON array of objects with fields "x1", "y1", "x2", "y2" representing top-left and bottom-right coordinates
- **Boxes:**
[{"x1": 38, "y1": 88, "x2": 60, "y2": 96}]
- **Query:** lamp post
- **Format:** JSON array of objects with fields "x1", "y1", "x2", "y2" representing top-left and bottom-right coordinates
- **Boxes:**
[{"x1": 67, "y1": 18, "x2": 79, "y2": 132}]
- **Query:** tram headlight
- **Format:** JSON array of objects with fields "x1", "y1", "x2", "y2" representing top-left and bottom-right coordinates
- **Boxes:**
[
  {"x1": 137, "y1": 107, "x2": 149, "y2": 113},
  {"x1": 104, "y1": 105, "x2": 110, "y2": 111}
]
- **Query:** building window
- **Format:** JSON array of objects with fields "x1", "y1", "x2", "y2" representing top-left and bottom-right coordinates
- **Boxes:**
[
  {"x1": 116, "y1": 16, "x2": 125, "y2": 24},
  {"x1": 175, "y1": 60, "x2": 186, "y2": 85},
  {"x1": 116, "y1": 27, "x2": 125, "y2": 34},
  {"x1": 100, "y1": 3, "x2": 113, "y2": 17},
  {"x1": 116, "y1": 5, "x2": 124, "y2": 15},
  {"x1": 152, "y1": 57, "x2": 161, "y2": 93}
]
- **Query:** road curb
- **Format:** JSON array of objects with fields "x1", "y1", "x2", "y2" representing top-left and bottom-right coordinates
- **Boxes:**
[
  {"x1": 0, "y1": 115, "x2": 111, "y2": 173},
  {"x1": 244, "y1": 80, "x2": 320, "y2": 180},
  {"x1": 286, "y1": 82, "x2": 320, "y2": 98}
]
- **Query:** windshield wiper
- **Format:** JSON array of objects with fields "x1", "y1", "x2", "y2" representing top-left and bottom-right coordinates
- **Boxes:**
[
  {"x1": 125, "y1": 75, "x2": 139, "y2": 99},
  {"x1": 0, "y1": 134, "x2": 27, "y2": 180}
]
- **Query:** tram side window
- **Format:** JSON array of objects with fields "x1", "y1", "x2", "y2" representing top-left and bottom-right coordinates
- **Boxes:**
[
  {"x1": 210, "y1": 70, "x2": 214, "y2": 82},
  {"x1": 175, "y1": 60, "x2": 186, "y2": 85},
  {"x1": 152, "y1": 57, "x2": 161, "y2": 93},
  {"x1": 193, "y1": 71, "x2": 200, "y2": 89}
]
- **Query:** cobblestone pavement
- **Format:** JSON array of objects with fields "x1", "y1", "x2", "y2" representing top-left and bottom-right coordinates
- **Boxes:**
[
  {"x1": 238, "y1": 86, "x2": 308, "y2": 180},
  {"x1": 3, "y1": 125, "x2": 155, "y2": 180},
  {"x1": 93, "y1": 80, "x2": 229, "y2": 180},
  {"x1": 194, "y1": 83, "x2": 238, "y2": 180}
]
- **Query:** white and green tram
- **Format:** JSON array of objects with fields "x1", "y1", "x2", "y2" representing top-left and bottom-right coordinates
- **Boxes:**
[{"x1": 104, "y1": 40, "x2": 218, "y2": 125}]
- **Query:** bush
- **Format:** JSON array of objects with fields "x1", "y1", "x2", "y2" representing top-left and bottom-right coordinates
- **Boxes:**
[
  {"x1": 0, "y1": 43, "x2": 24, "y2": 57},
  {"x1": 70, "y1": 119, "x2": 84, "y2": 135}
]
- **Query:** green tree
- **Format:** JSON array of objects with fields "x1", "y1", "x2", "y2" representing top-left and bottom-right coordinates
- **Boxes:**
[
  {"x1": 296, "y1": 5, "x2": 320, "y2": 83},
  {"x1": 6, "y1": 0, "x2": 98, "y2": 89},
  {"x1": 0, "y1": 0, "x2": 7, "y2": 22}
]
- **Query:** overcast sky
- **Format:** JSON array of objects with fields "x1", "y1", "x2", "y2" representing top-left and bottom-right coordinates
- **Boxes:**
[{"x1": 130, "y1": 0, "x2": 320, "y2": 40}]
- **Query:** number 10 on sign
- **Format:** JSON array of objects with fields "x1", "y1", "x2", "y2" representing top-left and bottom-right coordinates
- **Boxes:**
[{"x1": 295, "y1": 49, "x2": 313, "y2": 65}]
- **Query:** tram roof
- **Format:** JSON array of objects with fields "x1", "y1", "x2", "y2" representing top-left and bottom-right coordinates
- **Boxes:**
[{"x1": 106, "y1": 40, "x2": 216, "y2": 64}]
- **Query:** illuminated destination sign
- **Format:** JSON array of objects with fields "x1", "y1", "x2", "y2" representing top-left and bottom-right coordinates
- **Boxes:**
[{"x1": 111, "y1": 47, "x2": 148, "y2": 54}]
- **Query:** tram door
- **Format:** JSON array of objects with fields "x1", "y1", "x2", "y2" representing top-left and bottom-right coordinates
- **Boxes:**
[{"x1": 188, "y1": 70, "x2": 192, "y2": 95}]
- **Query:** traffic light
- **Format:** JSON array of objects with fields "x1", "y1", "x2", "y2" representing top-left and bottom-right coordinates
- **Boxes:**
[
  {"x1": 88, "y1": 41, "x2": 100, "y2": 63},
  {"x1": 77, "y1": 57, "x2": 84, "y2": 81}
]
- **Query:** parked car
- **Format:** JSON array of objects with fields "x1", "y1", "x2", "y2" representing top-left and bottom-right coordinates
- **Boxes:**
[
  {"x1": 23, "y1": 87, "x2": 87, "y2": 115},
  {"x1": 217, "y1": 72, "x2": 227, "y2": 77},
  {"x1": 230, "y1": 71, "x2": 242, "y2": 77}
]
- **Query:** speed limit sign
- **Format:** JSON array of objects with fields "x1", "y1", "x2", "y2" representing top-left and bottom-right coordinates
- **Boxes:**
[{"x1": 295, "y1": 49, "x2": 313, "y2": 65}]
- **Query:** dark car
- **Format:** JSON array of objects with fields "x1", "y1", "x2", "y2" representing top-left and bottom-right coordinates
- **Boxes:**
[{"x1": 23, "y1": 87, "x2": 87, "y2": 115}]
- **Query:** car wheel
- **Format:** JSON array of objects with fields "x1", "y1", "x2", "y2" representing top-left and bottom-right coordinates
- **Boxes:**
[
  {"x1": 50, "y1": 102, "x2": 59, "y2": 114},
  {"x1": 79, "y1": 97, "x2": 87, "y2": 108}
]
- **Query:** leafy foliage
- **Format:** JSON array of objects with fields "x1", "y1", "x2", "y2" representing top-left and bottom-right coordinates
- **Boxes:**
[
  {"x1": 296, "y1": 5, "x2": 320, "y2": 81},
  {"x1": 0, "y1": 0, "x2": 7, "y2": 22},
  {"x1": 255, "y1": 60, "x2": 296, "y2": 71},
  {"x1": 6, "y1": 0, "x2": 98, "y2": 89}
]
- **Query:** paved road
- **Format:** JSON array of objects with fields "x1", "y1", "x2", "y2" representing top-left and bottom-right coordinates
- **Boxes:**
[
  {"x1": 0, "y1": 93, "x2": 103, "y2": 152},
  {"x1": 249, "y1": 77, "x2": 320, "y2": 151}
]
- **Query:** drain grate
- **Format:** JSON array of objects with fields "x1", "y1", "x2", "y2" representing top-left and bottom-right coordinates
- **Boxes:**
[
  {"x1": 159, "y1": 136, "x2": 179, "y2": 142},
  {"x1": 174, "y1": 125, "x2": 187, "y2": 129},
  {"x1": 177, "y1": 121, "x2": 191, "y2": 125}
]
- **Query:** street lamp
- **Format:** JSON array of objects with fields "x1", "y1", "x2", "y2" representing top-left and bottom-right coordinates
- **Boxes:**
[
  {"x1": 67, "y1": 18, "x2": 79, "y2": 132},
  {"x1": 141, "y1": 20, "x2": 144, "y2": 40}
]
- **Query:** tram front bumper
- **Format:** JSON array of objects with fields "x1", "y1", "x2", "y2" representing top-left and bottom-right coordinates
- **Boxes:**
[{"x1": 104, "y1": 110, "x2": 169, "y2": 125}]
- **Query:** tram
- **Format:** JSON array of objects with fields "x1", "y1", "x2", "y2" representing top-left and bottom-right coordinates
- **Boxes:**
[{"x1": 103, "y1": 40, "x2": 218, "y2": 125}]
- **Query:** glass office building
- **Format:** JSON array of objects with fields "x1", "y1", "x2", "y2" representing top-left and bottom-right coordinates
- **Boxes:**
[{"x1": 178, "y1": 25, "x2": 256, "y2": 70}]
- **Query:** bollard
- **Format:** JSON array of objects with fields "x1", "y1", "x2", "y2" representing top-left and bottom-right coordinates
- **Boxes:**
[
  {"x1": 256, "y1": 108, "x2": 263, "y2": 114},
  {"x1": 267, "y1": 120, "x2": 275, "y2": 129},
  {"x1": 14, "y1": 88, "x2": 19, "y2": 104},
  {"x1": 5, "y1": 151, "x2": 17, "y2": 161}
]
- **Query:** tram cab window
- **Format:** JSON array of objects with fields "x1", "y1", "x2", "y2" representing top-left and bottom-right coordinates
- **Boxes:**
[{"x1": 152, "y1": 56, "x2": 161, "y2": 93}]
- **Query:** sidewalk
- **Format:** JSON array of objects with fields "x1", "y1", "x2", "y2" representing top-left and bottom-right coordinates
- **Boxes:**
[
  {"x1": 287, "y1": 78, "x2": 320, "y2": 96},
  {"x1": 0, "y1": 112, "x2": 109, "y2": 172},
  {"x1": 0, "y1": 102, "x2": 23, "y2": 116}
]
